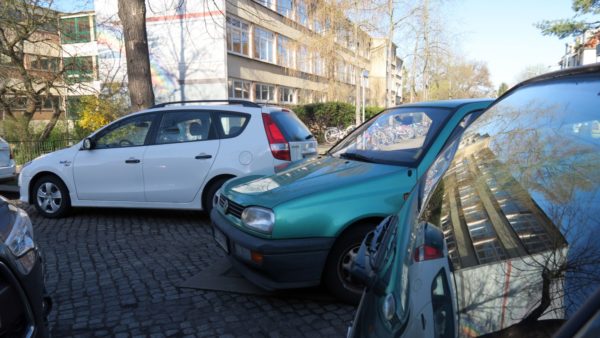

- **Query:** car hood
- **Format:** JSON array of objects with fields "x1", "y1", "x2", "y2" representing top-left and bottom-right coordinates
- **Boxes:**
[{"x1": 224, "y1": 155, "x2": 411, "y2": 208}]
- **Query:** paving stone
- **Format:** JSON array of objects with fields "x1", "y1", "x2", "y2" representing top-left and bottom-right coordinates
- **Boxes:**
[{"x1": 18, "y1": 204, "x2": 355, "y2": 337}]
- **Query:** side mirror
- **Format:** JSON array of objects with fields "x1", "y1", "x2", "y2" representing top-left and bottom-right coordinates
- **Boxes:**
[
  {"x1": 350, "y1": 231, "x2": 376, "y2": 287},
  {"x1": 82, "y1": 138, "x2": 94, "y2": 150}
]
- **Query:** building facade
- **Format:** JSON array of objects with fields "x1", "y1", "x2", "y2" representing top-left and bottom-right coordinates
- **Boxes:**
[
  {"x1": 560, "y1": 28, "x2": 600, "y2": 69},
  {"x1": 94, "y1": 0, "x2": 402, "y2": 107}
]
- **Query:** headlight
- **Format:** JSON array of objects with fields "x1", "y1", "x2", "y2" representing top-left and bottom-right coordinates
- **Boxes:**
[
  {"x1": 6, "y1": 208, "x2": 35, "y2": 257},
  {"x1": 5, "y1": 208, "x2": 36, "y2": 274},
  {"x1": 213, "y1": 190, "x2": 221, "y2": 207},
  {"x1": 241, "y1": 207, "x2": 275, "y2": 234}
]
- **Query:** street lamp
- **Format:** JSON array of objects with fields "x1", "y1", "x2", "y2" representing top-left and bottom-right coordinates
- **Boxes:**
[{"x1": 361, "y1": 70, "x2": 369, "y2": 124}]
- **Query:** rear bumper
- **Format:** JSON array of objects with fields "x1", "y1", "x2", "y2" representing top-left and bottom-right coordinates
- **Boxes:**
[
  {"x1": 0, "y1": 161, "x2": 16, "y2": 180},
  {"x1": 211, "y1": 208, "x2": 334, "y2": 290},
  {"x1": 0, "y1": 249, "x2": 50, "y2": 338}
]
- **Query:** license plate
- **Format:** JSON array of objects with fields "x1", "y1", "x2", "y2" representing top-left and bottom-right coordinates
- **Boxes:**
[{"x1": 213, "y1": 228, "x2": 229, "y2": 253}]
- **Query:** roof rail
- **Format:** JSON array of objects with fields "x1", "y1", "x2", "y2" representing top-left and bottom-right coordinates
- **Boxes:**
[{"x1": 152, "y1": 99, "x2": 261, "y2": 108}]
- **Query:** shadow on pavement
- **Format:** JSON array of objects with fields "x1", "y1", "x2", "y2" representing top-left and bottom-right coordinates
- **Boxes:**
[{"x1": 178, "y1": 256, "x2": 336, "y2": 302}]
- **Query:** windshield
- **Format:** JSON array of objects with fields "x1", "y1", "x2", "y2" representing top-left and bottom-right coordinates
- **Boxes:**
[
  {"x1": 330, "y1": 107, "x2": 452, "y2": 166},
  {"x1": 269, "y1": 110, "x2": 313, "y2": 141}
]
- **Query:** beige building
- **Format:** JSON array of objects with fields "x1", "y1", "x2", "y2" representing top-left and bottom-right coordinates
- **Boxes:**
[
  {"x1": 95, "y1": 0, "x2": 402, "y2": 108},
  {"x1": 369, "y1": 38, "x2": 403, "y2": 106}
]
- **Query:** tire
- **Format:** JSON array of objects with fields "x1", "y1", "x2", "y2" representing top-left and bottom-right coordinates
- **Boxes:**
[
  {"x1": 323, "y1": 224, "x2": 373, "y2": 304},
  {"x1": 32, "y1": 175, "x2": 71, "y2": 218},
  {"x1": 202, "y1": 177, "x2": 232, "y2": 215},
  {"x1": 324, "y1": 128, "x2": 339, "y2": 144}
]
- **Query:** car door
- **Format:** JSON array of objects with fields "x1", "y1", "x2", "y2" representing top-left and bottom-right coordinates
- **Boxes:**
[
  {"x1": 73, "y1": 113, "x2": 156, "y2": 202},
  {"x1": 143, "y1": 110, "x2": 219, "y2": 203}
]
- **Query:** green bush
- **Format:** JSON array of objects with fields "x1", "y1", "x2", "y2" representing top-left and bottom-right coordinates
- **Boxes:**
[{"x1": 291, "y1": 101, "x2": 384, "y2": 142}]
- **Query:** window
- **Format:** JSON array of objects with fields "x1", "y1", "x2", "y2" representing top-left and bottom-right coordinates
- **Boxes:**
[
  {"x1": 277, "y1": 35, "x2": 294, "y2": 68},
  {"x1": 156, "y1": 111, "x2": 214, "y2": 144},
  {"x1": 296, "y1": 0, "x2": 308, "y2": 26},
  {"x1": 431, "y1": 270, "x2": 455, "y2": 338},
  {"x1": 254, "y1": 0, "x2": 274, "y2": 8},
  {"x1": 29, "y1": 55, "x2": 59, "y2": 72},
  {"x1": 228, "y1": 79, "x2": 251, "y2": 99},
  {"x1": 219, "y1": 113, "x2": 249, "y2": 138},
  {"x1": 255, "y1": 83, "x2": 275, "y2": 102},
  {"x1": 254, "y1": 27, "x2": 275, "y2": 62},
  {"x1": 61, "y1": 17, "x2": 91, "y2": 44},
  {"x1": 313, "y1": 52, "x2": 324, "y2": 76},
  {"x1": 298, "y1": 45, "x2": 309, "y2": 73},
  {"x1": 226, "y1": 17, "x2": 249, "y2": 56},
  {"x1": 279, "y1": 86, "x2": 295, "y2": 104},
  {"x1": 277, "y1": 0, "x2": 293, "y2": 17},
  {"x1": 95, "y1": 114, "x2": 154, "y2": 149},
  {"x1": 64, "y1": 56, "x2": 95, "y2": 83}
]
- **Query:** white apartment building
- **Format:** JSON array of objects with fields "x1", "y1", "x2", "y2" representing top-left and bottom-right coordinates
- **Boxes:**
[{"x1": 93, "y1": 0, "x2": 402, "y2": 107}]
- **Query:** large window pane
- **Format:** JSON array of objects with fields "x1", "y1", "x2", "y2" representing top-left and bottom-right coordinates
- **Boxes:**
[{"x1": 254, "y1": 27, "x2": 274, "y2": 63}]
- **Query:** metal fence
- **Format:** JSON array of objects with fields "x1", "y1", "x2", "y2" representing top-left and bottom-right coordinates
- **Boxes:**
[{"x1": 8, "y1": 139, "x2": 78, "y2": 165}]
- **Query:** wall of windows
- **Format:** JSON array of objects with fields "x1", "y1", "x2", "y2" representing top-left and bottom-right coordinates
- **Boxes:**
[
  {"x1": 29, "y1": 55, "x2": 60, "y2": 72},
  {"x1": 229, "y1": 78, "x2": 303, "y2": 104}
]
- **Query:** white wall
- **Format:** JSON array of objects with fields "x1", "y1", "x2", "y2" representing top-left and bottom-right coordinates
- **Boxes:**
[{"x1": 94, "y1": 0, "x2": 228, "y2": 103}]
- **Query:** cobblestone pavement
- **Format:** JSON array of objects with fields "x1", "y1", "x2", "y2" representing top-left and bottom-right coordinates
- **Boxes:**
[{"x1": 15, "y1": 201, "x2": 355, "y2": 337}]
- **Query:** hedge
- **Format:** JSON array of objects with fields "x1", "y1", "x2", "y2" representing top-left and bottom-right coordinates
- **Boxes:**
[{"x1": 290, "y1": 102, "x2": 384, "y2": 142}]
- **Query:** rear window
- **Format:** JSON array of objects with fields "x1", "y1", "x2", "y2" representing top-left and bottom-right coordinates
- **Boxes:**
[{"x1": 269, "y1": 110, "x2": 312, "y2": 142}]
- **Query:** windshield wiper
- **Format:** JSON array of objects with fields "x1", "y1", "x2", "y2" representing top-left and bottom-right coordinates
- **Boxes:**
[
  {"x1": 305, "y1": 134, "x2": 314, "y2": 140},
  {"x1": 339, "y1": 152, "x2": 375, "y2": 163}
]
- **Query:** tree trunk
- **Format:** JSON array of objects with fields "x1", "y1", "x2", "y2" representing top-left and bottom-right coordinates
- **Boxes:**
[
  {"x1": 38, "y1": 103, "x2": 62, "y2": 141},
  {"x1": 118, "y1": 0, "x2": 155, "y2": 111},
  {"x1": 523, "y1": 268, "x2": 553, "y2": 323}
]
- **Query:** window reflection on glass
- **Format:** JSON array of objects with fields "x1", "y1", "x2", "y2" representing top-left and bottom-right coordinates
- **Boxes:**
[
  {"x1": 96, "y1": 115, "x2": 153, "y2": 148},
  {"x1": 330, "y1": 107, "x2": 449, "y2": 166}
]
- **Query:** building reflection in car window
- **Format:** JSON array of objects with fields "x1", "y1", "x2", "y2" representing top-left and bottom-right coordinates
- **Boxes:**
[{"x1": 419, "y1": 75, "x2": 600, "y2": 337}]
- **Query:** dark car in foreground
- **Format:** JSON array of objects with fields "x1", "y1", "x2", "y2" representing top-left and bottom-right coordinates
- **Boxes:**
[
  {"x1": 0, "y1": 196, "x2": 50, "y2": 337},
  {"x1": 350, "y1": 64, "x2": 600, "y2": 337}
]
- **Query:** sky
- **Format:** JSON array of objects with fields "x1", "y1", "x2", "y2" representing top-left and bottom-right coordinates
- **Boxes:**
[
  {"x1": 52, "y1": 0, "x2": 577, "y2": 88},
  {"x1": 440, "y1": 0, "x2": 575, "y2": 87}
]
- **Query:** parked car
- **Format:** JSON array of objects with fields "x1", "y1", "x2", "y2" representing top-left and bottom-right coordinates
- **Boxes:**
[
  {"x1": 349, "y1": 65, "x2": 600, "y2": 337},
  {"x1": 0, "y1": 137, "x2": 16, "y2": 181},
  {"x1": 211, "y1": 98, "x2": 492, "y2": 303},
  {"x1": 19, "y1": 100, "x2": 316, "y2": 218},
  {"x1": 0, "y1": 196, "x2": 51, "y2": 337}
]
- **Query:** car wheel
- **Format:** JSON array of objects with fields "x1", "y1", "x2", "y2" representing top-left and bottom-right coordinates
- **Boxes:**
[
  {"x1": 32, "y1": 175, "x2": 71, "y2": 218},
  {"x1": 323, "y1": 224, "x2": 372, "y2": 304},
  {"x1": 203, "y1": 177, "x2": 232, "y2": 215}
]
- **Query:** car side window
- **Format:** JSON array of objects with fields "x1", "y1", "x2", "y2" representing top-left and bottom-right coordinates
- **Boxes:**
[
  {"x1": 431, "y1": 269, "x2": 454, "y2": 338},
  {"x1": 219, "y1": 113, "x2": 249, "y2": 138},
  {"x1": 156, "y1": 111, "x2": 214, "y2": 144},
  {"x1": 95, "y1": 114, "x2": 154, "y2": 149}
]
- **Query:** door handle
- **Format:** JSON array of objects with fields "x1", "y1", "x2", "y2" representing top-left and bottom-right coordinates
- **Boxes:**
[
  {"x1": 195, "y1": 154, "x2": 212, "y2": 159},
  {"x1": 125, "y1": 158, "x2": 141, "y2": 164}
]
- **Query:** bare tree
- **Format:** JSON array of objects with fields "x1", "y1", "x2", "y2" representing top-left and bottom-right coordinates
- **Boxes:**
[
  {"x1": 117, "y1": 0, "x2": 155, "y2": 110},
  {"x1": 0, "y1": 0, "x2": 67, "y2": 140}
]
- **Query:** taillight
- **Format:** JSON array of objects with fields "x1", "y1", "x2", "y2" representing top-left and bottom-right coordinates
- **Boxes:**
[
  {"x1": 262, "y1": 113, "x2": 290, "y2": 161},
  {"x1": 9, "y1": 147, "x2": 13, "y2": 160},
  {"x1": 413, "y1": 244, "x2": 443, "y2": 262}
]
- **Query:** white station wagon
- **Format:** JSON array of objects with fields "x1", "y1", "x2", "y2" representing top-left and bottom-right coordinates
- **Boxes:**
[{"x1": 19, "y1": 100, "x2": 317, "y2": 218}]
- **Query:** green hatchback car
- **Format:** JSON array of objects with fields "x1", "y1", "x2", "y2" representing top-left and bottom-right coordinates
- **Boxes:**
[{"x1": 210, "y1": 99, "x2": 492, "y2": 303}]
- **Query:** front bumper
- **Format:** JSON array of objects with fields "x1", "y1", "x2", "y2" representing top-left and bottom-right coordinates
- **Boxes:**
[
  {"x1": 211, "y1": 208, "x2": 335, "y2": 290},
  {"x1": 0, "y1": 249, "x2": 50, "y2": 338}
]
